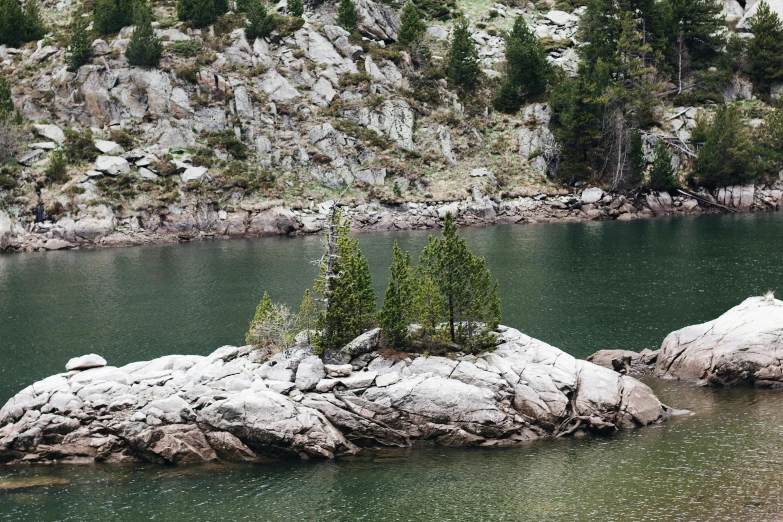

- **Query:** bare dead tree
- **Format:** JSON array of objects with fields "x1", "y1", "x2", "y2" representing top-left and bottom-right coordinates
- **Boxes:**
[
  {"x1": 676, "y1": 31, "x2": 691, "y2": 95},
  {"x1": 601, "y1": 107, "x2": 634, "y2": 191}
]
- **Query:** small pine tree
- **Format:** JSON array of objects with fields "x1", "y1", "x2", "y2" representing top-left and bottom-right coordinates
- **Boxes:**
[
  {"x1": 288, "y1": 0, "x2": 303, "y2": 18},
  {"x1": 336, "y1": 0, "x2": 357, "y2": 32},
  {"x1": 245, "y1": 0, "x2": 275, "y2": 41},
  {"x1": 446, "y1": 17, "x2": 481, "y2": 92},
  {"x1": 0, "y1": 78, "x2": 14, "y2": 118},
  {"x1": 412, "y1": 270, "x2": 444, "y2": 344},
  {"x1": 45, "y1": 149, "x2": 69, "y2": 184},
  {"x1": 22, "y1": 0, "x2": 46, "y2": 42},
  {"x1": 314, "y1": 210, "x2": 376, "y2": 351},
  {"x1": 747, "y1": 1, "x2": 783, "y2": 94},
  {"x1": 296, "y1": 289, "x2": 318, "y2": 346},
  {"x1": 494, "y1": 15, "x2": 549, "y2": 113},
  {"x1": 697, "y1": 105, "x2": 756, "y2": 189},
  {"x1": 647, "y1": 140, "x2": 678, "y2": 192},
  {"x1": 177, "y1": 0, "x2": 217, "y2": 28},
  {"x1": 125, "y1": 1, "x2": 162, "y2": 67},
  {"x1": 0, "y1": 0, "x2": 27, "y2": 47},
  {"x1": 397, "y1": 1, "x2": 426, "y2": 46},
  {"x1": 94, "y1": 0, "x2": 135, "y2": 35},
  {"x1": 67, "y1": 17, "x2": 94, "y2": 71},
  {"x1": 378, "y1": 242, "x2": 414, "y2": 349},
  {"x1": 419, "y1": 212, "x2": 500, "y2": 347}
]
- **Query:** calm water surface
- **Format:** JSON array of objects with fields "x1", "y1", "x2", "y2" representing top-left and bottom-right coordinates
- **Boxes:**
[{"x1": 2, "y1": 213, "x2": 783, "y2": 520}]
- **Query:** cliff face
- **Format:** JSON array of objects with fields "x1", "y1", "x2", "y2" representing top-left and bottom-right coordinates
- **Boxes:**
[
  {"x1": 1, "y1": 0, "x2": 781, "y2": 252},
  {"x1": 0, "y1": 326, "x2": 669, "y2": 465}
]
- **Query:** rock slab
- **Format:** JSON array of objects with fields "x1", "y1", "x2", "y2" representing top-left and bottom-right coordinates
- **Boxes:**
[
  {"x1": 0, "y1": 326, "x2": 671, "y2": 465},
  {"x1": 655, "y1": 296, "x2": 783, "y2": 386}
]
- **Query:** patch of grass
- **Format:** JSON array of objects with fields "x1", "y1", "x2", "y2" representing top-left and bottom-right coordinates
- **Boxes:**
[
  {"x1": 333, "y1": 119, "x2": 391, "y2": 149},
  {"x1": 169, "y1": 40, "x2": 202, "y2": 57},
  {"x1": 339, "y1": 73, "x2": 374, "y2": 88}
]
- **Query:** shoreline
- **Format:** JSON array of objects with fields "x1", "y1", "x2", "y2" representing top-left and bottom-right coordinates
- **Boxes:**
[{"x1": 1, "y1": 183, "x2": 781, "y2": 254}]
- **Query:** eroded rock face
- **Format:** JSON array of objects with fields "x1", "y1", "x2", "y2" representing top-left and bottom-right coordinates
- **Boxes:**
[
  {"x1": 655, "y1": 296, "x2": 783, "y2": 386},
  {"x1": 0, "y1": 326, "x2": 670, "y2": 465}
]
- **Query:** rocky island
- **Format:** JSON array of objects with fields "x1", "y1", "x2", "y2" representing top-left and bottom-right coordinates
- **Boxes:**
[
  {"x1": 590, "y1": 295, "x2": 783, "y2": 387},
  {"x1": 0, "y1": 326, "x2": 669, "y2": 465}
]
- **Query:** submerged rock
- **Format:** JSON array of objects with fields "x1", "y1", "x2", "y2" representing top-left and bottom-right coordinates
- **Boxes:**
[
  {"x1": 655, "y1": 296, "x2": 783, "y2": 387},
  {"x1": 0, "y1": 326, "x2": 670, "y2": 465}
]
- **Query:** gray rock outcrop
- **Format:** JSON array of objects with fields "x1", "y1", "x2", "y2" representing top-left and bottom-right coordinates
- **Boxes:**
[
  {"x1": 0, "y1": 326, "x2": 670, "y2": 465},
  {"x1": 655, "y1": 296, "x2": 783, "y2": 386}
]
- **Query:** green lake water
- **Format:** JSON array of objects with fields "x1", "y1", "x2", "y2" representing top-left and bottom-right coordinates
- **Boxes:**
[{"x1": 2, "y1": 213, "x2": 783, "y2": 520}]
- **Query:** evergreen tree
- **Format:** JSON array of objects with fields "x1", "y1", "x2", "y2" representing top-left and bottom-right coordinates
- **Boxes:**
[
  {"x1": 378, "y1": 242, "x2": 414, "y2": 349},
  {"x1": 245, "y1": 0, "x2": 275, "y2": 41},
  {"x1": 0, "y1": 78, "x2": 14, "y2": 119},
  {"x1": 22, "y1": 0, "x2": 46, "y2": 42},
  {"x1": 412, "y1": 270, "x2": 444, "y2": 344},
  {"x1": 45, "y1": 149, "x2": 68, "y2": 184},
  {"x1": 0, "y1": 0, "x2": 27, "y2": 47},
  {"x1": 549, "y1": 63, "x2": 611, "y2": 182},
  {"x1": 664, "y1": 0, "x2": 725, "y2": 69},
  {"x1": 94, "y1": 0, "x2": 135, "y2": 34},
  {"x1": 697, "y1": 105, "x2": 756, "y2": 188},
  {"x1": 647, "y1": 140, "x2": 678, "y2": 191},
  {"x1": 419, "y1": 213, "x2": 500, "y2": 347},
  {"x1": 315, "y1": 211, "x2": 376, "y2": 351},
  {"x1": 287, "y1": 0, "x2": 303, "y2": 17},
  {"x1": 296, "y1": 289, "x2": 318, "y2": 346},
  {"x1": 746, "y1": 1, "x2": 783, "y2": 94},
  {"x1": 125, "y1": 1, "x2": 162, "y2": 67},
  {"x1": 446, "y1": 17, "x2": 481, "y2": 92},
  {"x1": 756, "y1": 109, "x2": 783, "y2": 176},
  {"x1": 336, "y1": 0, "x2": 357, "y2": 32},
  {"x1": 178, "y1": 0, "x2": 217, "y2": 28},
  {"x1": 67, "y1": 16, "x2": 94, "y2": 71},
  {"x1": 397, "y1": 1, "x2": 426, "y2": 46},
  {"x1": 494, "y1": 15, "x2": 549, "y2": 113}
]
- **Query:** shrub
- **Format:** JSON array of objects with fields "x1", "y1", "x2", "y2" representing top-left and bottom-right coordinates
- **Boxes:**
[
  {"x1": 336, "y1": 0, "x2": 357, "y2": 32},
  {"x1": 287, "y1": 0, "x2": 303, "y2": 18},
  {"x1": 0, "y1": 78, "x2": 13, "y2": 118},
  {"x1": 125, "y1": 2, "x2": 162, "y2": 67},
  {"x1": 169, "y1": 40, "x2": 202, "y2": 56},
  {"x1": 67, "y1": 16, "x2": 94, "y2": 71},
  {"x1": 246, "y1": 292, "x2": 295, "y2": 350},
  {"x1": 46, "y1": 150, "x2": 69, "y2": 184},
  {"x1": 64, "y1": 129, "x2": 99, "y2": 163},
  {"x1": 94, "y1": 0, "x2": 135, "y2": 35},
  {"x1": 0, "y1": 119, "x2": 22, "y2": 162}
]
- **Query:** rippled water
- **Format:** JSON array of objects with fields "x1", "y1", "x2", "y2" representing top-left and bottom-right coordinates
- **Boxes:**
[{"x1": 2, "y1": 213, "x2": 783, "y2": 520}]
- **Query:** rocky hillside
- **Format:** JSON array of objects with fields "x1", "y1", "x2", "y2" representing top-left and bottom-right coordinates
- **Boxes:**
[{"x1": 1, "y1": 0, "x2": 782, "y2": 252}]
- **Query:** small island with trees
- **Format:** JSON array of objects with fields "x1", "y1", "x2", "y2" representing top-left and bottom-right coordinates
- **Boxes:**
[{"x1": 247, "y1": 208, "x2": 501, "y2": 359}]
